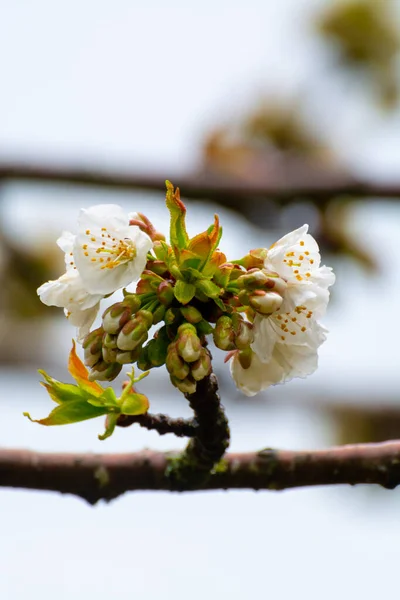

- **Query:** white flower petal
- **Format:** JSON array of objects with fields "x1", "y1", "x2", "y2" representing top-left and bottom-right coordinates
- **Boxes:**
[
  {"x1": 73, "y1": 204, "x2": 153, "y2": 295},
  {"x1": 251, "y1": 315, "x2": 276, "y2": 362},
  {"x1": 230, "y1": 351, "x2": 284, "y2": 397},
  {"x1": 65, "y1": 303, "x2": 100, "y2": 342},
  {"x1": 272, "y1": 343, "x2": 319, "y2": 382}
]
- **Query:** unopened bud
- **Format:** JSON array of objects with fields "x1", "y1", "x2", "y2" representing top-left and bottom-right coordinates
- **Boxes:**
[
  {"x1": 170, "y1": 375, "x2": 197, "y2": 395},
  {"x1": 249, "y1": 291, "x2": 283, "y2": 315},
  {"x1": 117, "y1": 320, "x2": 148, "y2": 351},
  {"x1": 213, "y1": 316, "x2": 235, "y2": 351},
  {"x1": 137, "y1": 345, "x2": 152, "y2": 371},
  {"x1": 146, "y1": 333, "x2": 168, "y2": 367},
  {"x1": 191, "y1": 349, "x2": 212, "y2": 381},
  {"x1": 177, "y1": 323, "x2": 202, "y2": 363},
  {"x1": 102, "y1": 303, "x2": 132, "y2": 334},
  {"x1": 165, "y1": 307, "x2": 181, "y2": 325},
  {"x1": 238, "y1": 348, "x2": 253, "y2": 370},
  {"x1": 122, "y1": 292, "x2": 142, "y2": 313},
  {"x1": 116, "y1": 350, "x2": 138, "y2": 365},
  {"x1": 157, "y1": 281, "x2": 175, "y2": 306},
  {"x1": 235, "y1": 320, "x2": 254, "y2": 350},
  {"x1": 180, "y1": 305, "x2": 203, "y2": 324},
  {"x1": 102, "y1": 345, "x2": 118, "y2": 364},
  {"x1": 88, "y1": 360, "x2": 122, "y2": 382},
  {"x1": 152, "y1": 304, "x2": 166, "y2": 325},
  {"x1": 103, "y1": 333, "x2": 118, "y2": 349},
  {"x1": 82, "y1": 327, "x2": 103, "y2": 367},
  {"x1": 166, "y1": 343, "x2": 190, "y2": 380},
  {"x1": 237, "y1": 269, "x2": 270, "y2": 290}
]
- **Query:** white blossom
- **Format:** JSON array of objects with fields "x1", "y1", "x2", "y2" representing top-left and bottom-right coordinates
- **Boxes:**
[
  {"x1": 251, "y1": 224, "x2": 334, "y2": 364},
  {"x1": 230, "y1": 224, "x2": 334, "y2": 395},
  {"x1": 265, "y1": 224, "x2": 335, "y2": 318},
  {"x1": 230, "y1": 320, "x2": 327, "y2": 397},
  {"x1": 73, "y1": 204, "x2": 153, "y2": 295},
  {"x1": 37, "y1": 231, "x2": 102, "y2": 340}
]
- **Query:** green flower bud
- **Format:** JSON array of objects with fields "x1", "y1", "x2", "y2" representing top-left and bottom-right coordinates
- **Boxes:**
[
  {"x1": 165, "y1": 307, "x2": 181, "y2": 325},
  {"x1": 82, "y1": 328, "x2": 103, "y2": 367},
  {"x1": 116, "y1": 350, "x2": 137, "y2": 365},
  {"x1": 238, "y1": 348, "x2": 253, "y2": 370},
  {"x1": 157, "y1": 281, "x2": 175, "y2": 306},
  {"x1": 117, "y1": 320, "x2": 148, "y2": 351},
  {"x1": 102, "y1": 303, "x2": 132, "y2": 334},
  {"x1": 180, "y1": 305, "x2": 203, "y2": 324},
  {"x1": 146, "y1": 332, "x2": 169, "y2": 367},
  {"x1": 137, "y1": 345, "x2": 152, "y2": 371},
  {"x1": 102, "y1": 345, "x2": 118, "y2": 364},
  {"x1": 166, "y1": 343, "x2": 190, "y2": 380},
  {"x1": 177, "y1": 323, "x2": 202, "y2": 363},
  {"x1": 249, "y1": 291, "x2": 283, "y2": 315},
  {"x1": 122, "y1": 292, "x2": 142, "y2": 313},
  {"x1": 152, "y1": 304, "x2": 166, "y2": 325},
  {"x1": 88, "y1": 360, "x2": 122, "y2": 382},
  {"x1": 213, "y1": 316, "x2": 235, "y2": 351},
  {"x1": 191, "y1": 349, "x2": 212, "y2": 381},
  {"x1": 237, "y1": 269, "x2": 270, "y2": 290},
  {"x1": 170, "y1": 375, "x2": 197, "y2": 395},
  {"x1": 103, "y1": 333, "x2": 118, "y2": 349}
]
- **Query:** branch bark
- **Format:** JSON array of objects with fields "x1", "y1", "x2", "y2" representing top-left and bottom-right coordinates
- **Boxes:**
[
  {"x1": 0, "y1": 161, "x2": 399, "y2": 202},
  {"x1": 2, "y1": 441, "x2": 400, "y2": 504}
]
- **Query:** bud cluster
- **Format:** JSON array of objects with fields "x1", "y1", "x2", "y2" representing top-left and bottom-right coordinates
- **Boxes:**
[{"x1": 82, "y1": 293, "x2": 154, "y2": 382}]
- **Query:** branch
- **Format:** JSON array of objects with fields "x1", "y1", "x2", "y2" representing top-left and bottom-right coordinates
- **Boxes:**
[
  {"x1": 2, "y1": 441, "x2": 400, "y2": 504},
  {"x1": 0, "y1": 161, "x2": 399, "y2": 202},
  {"x1": 116, "y1": 412, "x2": 198, "y2": 437},
  {"x1": 166, "y1": 373, "x2": 230, "y2": 488}
]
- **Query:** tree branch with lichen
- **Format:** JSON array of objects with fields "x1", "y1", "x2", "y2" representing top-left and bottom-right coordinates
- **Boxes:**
[{"x1": 2, "y1": 441, "x2": 400, "y2": 505}]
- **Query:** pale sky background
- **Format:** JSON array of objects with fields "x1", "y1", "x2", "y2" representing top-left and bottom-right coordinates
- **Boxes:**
[{"x1": 1, "y1": 2, "x2": 400, "y2": 599}]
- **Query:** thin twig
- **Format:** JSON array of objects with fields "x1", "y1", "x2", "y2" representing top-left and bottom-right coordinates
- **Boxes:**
[
  {"x1": 116, "y1": 412, "x2": 198, "y2": 437},
  {"x1": 2, "y1": 441, "x2": 400, "y2": 504}
]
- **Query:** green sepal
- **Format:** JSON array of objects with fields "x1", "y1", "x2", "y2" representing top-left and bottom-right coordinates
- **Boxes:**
[
  {"x1": 174, "y1": 280, "x2": 196, "y2": 305},
  {"x1": 196, "y1": 319, "x2": 214, "y2": 335}
]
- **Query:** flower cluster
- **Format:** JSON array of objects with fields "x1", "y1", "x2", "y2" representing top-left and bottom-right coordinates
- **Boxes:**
[{"x1": 32, "y1": 181, "x2": 334, "y2": 436}]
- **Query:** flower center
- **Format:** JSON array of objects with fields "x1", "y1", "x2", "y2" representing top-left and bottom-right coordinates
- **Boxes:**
[{"x1": 82, "y1": 228, "x2": 137, "y2": 270}]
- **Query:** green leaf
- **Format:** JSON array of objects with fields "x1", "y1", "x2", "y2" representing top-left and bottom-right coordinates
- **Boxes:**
[
  {"x1": 195, "y1": 279, "x2": 221, "y2": 299},
  {"x1": 24, "y1": 400, "x2": 108, "y2": 426},
  {"x1": 39, "y1": 371, "x2": 87, "y2": 405},
  {"x1": 165, "y1": 181, "x2": 189, "y2": 252},
  {"x1": 98, "y1": 413, "x2": 119, "y2": 441},
  {"x1": 174, "y1": 280, "x2": 196, "y2": 305}
]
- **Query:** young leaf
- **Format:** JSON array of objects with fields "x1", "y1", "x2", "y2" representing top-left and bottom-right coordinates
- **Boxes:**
[
  {"x1": 195, "y1": 279, "x2": 221, "y2": 299},
  {"x1": 68, "y1": 340, "x2": 103, "y2": 397},
  {"x1": 165, "y1": 181, "x2": 189, "y2": 252},
  {"x1": 24, "y1": 400, "x2": 108, "y2": 426},
  {"x1": 174, "y1": 280, "x2": 196, "y2": 304}
]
